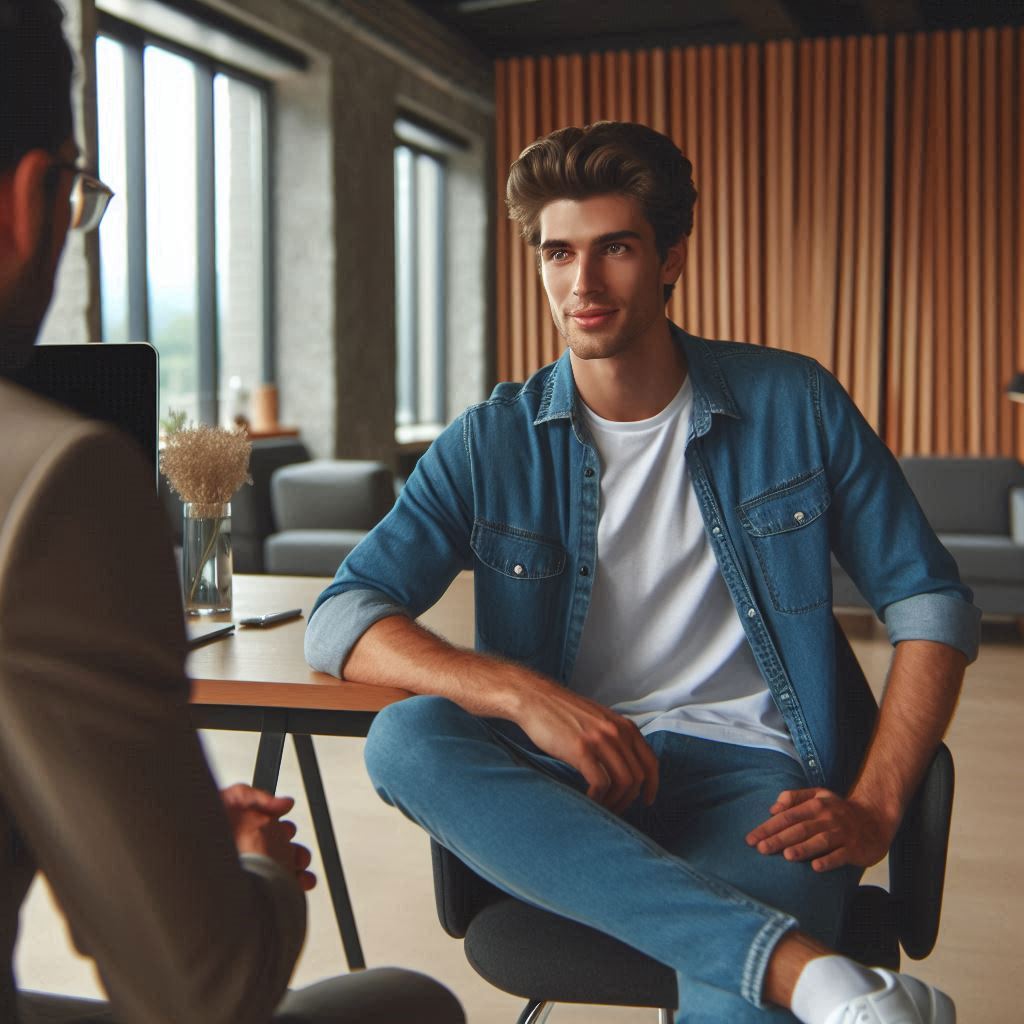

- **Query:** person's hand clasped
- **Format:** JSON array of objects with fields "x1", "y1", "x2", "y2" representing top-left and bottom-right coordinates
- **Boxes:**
[
  {"x1": 221, "y1": 783, "x2": 316, "y2": 891},
  {"x1": 745, "y1": 787, "x2": 896, "y2": 872},
  {"x1": 518, "y1": 681, "x2": 658, "y2": 814}
]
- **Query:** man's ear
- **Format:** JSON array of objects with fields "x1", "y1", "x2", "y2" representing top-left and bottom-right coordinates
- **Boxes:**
[
  {"x1": 661, "y1": 237, "x2": 687, "y2": 287},
  {"x1": 3, "y1": 150, "x2": 56, "y2": 261}
]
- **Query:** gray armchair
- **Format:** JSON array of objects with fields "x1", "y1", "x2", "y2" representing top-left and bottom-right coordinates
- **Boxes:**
[{"x1": 263, "y1": 460, "x2": 395, "y2": 576}]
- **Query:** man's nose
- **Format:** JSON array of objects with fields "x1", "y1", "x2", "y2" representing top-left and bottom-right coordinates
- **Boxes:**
[{"x1": 573, "y1": 253, "x2": 603, "y2": 296}]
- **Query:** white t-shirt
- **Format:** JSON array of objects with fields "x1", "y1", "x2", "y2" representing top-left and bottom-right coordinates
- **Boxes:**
[{"x1": 571, "y1": 378, "x2": 798, "y2": 761}]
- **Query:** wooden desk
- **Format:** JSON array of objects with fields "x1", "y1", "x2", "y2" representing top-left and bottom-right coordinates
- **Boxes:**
[
  {"x1": 187, "y1": 573, "x2": 474, "y2": 970},
  {"x1": 189, "y1": 575, "x2": 407, "y2": 716},
  {"x1": 189, "y1": 572, "x2": 473, "y2": 717}
]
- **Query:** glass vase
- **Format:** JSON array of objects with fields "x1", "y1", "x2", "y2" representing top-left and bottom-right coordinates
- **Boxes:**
[{"x1": 182, "y1": 501, "x2": 233, "y2": 615}]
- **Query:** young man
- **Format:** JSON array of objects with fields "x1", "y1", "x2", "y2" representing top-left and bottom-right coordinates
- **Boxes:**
[
  {"x1": 307, "y1": 122, "x2": 978, "y2": 1024},
  {"x1": 0, "y1": 3, "x2": 464, "y2": 1022}
]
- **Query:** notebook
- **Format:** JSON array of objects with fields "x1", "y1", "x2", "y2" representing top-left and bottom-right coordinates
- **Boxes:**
[{"x1": 185, "y1": 621, "x2": 235, "y2": 649}]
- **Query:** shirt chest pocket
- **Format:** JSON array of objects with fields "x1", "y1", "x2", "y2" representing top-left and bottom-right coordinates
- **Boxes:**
[
  {"x1": 470, "y1": 520, "x2": 567, "y2": 662},
  {"x1": 737, "y1": 469, "x2": 832, "y2": 613}
]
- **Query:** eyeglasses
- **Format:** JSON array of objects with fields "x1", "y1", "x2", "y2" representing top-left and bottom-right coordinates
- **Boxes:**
[{"x1": 51, "y1": 163, "x2": 115, "y2": 232}]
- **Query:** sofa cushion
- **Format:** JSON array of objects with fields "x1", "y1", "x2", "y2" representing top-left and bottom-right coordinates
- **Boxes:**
[
  {"x1": 940, "y1": 534, "x2": 1024, "y2": 582},
  {"x1": 264, "y1": 529, "x2": 367, "y2": 577},
  {"x1": 899, "y1": 456, "x2": 1024, "y2": 535}
]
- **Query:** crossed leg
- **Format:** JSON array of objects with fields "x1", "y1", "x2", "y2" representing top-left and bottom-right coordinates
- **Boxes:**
[{"x1": 364, "y1": 696, "x2": 861, "y2": 1023}]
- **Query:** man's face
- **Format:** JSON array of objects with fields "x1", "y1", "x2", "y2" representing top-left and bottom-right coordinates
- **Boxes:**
[{"x1": 538, "y1": 193, "x2": 683, "y2": 363}]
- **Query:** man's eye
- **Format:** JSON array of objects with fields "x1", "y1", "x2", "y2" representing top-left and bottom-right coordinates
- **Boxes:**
[
  {"x1": 548, "y1": 249, "x2": 569, "y2": 262},
  {"x1": 606, "y1": 242, "x2": 626, "y2": 255}
]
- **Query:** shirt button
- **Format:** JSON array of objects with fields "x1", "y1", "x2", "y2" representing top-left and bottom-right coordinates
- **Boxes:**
[
  {"x1": 579, "y1": 566, "x2": 590, "y2": 577},
  {"x1": 513, "y1": 564, "x2": 524, "y2": 576},
  {"x1": 584, "y1": 467, "x2": 595, "y2": 478},
  {"x1": 793, "y1": 511, "x2": 806, "y2": 524},
  {"x1": 808, "y1": 758, "x2": 817, "y2": 768},
  {"x1": 747, "y1": 608, "x2": 756, "y2": 618},
  {"x1": 712, "y1": 526, "x2": 721, "y2": 536}
]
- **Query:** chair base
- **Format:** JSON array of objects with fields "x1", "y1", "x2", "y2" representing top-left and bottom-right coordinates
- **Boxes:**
[
  {"x1": 514, "y1": 1000, "x2": 673, "y2": 1023},
  {"x1": 516, "y1": 1003, "x2": 551, "y2": 1024}
]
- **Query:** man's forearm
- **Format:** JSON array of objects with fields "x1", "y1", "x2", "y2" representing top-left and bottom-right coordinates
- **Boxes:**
[
  {"x1": 847, "y1": 638, "x2": 966, "y2": 832},
  {"x1": 343, "y1": 614, "x2": 544, "y2": 722},
  {"x1": 345, "y1": 615, "x2": 662, "y2": 810}
]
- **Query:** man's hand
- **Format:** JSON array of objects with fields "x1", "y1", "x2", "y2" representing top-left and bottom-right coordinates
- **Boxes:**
[
  {"x1": 745, "y1": 788, "x2": 897, "y2": 872},
  {"x1": 220, "y1": 783, "x2": 316, "y2": 891},
  {"x1": 516, "y1": 680, "x2": 659, "y2": 813}
]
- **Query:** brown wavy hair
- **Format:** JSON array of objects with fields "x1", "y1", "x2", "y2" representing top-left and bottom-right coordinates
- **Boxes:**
[{"x1": 505, "y1": 121, "x2": 698, "y2": 300}]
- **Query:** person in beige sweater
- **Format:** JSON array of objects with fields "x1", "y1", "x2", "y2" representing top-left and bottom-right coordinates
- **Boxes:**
[{"x1": 0, "y1": 2, "x2": 463, "y2": 1022}]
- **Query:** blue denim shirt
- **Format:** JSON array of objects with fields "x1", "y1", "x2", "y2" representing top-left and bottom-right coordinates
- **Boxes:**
[{"x1": 307, "y1": 327, "x2": 980, "y2": 790}]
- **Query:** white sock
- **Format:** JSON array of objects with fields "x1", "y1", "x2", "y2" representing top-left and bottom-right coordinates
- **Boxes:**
[{"x1": 790, "y1": 955, "x2": 884, "y2": 1024}]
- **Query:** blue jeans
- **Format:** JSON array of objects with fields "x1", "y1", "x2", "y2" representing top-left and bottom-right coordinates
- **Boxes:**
[{"x1": 364, "y1": 696, "x2": 863, "y2": 1024}]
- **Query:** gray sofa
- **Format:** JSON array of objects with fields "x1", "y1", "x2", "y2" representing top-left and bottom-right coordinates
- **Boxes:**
[
  {"x1": 832, "y1": 456, "x2": 1024, "y2": 616},
  {"x1": 263, "y1": 459, "x2": 395, "y2": 576}
]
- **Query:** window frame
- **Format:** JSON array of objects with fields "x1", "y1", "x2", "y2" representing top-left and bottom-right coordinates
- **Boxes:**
[
  {"x1": 96, "y1": 10, "x2": 275, "y2": 425},
  {"x1": 394, "y1": 138, "x2": 448, "y2": 433}
]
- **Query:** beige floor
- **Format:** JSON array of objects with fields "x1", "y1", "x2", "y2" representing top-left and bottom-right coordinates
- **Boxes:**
[{"x1": 14, "y1": 614, "x2": 1023, "y2": 1022}]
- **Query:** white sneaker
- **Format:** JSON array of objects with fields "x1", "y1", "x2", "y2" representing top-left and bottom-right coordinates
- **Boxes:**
[{"x1": 822, "y1": 968, "x2": 956, "y2": 1024}]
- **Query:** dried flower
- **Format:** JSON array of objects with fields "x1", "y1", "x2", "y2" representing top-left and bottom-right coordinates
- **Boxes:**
[{"x1": 161, "y1": 425, "x2": 252, "y2": 518}]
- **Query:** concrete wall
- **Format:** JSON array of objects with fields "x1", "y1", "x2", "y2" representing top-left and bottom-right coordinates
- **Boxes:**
[
  {"x1": 49, "y1": 0, "x2": 494, "y2": 462},
  {"x1": 39, "y1": 0, "x2": 101, "y2": 348}
]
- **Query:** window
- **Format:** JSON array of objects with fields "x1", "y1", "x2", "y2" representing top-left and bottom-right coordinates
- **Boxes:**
[
  {"x1": 393, "y1": 117, "x2": 473, "y2": 440},
  {"x1": 96, "y1": 19, "x2": 271, "y2": 426}
]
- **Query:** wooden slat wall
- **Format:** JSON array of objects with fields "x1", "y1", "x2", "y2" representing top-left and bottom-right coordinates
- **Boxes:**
[
  {"x1": 494, "y1": 27, "x2": 1024, "y2": 457},
  {"x1": 887, "y1": 28, "x2": 1024, "y2": 457}
]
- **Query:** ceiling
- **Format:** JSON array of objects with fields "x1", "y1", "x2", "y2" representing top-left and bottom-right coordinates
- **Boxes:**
[{"x1": 404, "y1": 0, "x2": 1024, "y2": 58}]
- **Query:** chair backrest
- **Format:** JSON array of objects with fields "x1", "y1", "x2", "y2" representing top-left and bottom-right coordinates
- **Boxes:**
[
  {"x1": 831, "y1": 618, "x2": 954, "y2": 959},
  {"x1": 889, "y1": 741, "x2": 954, "y2": 959},
  {"x1": 431, "y1": 836, "x2": 503, "y2": 939}
]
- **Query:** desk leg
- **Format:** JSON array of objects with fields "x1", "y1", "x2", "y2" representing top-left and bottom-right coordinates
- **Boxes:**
[
  {"x1": 252, "y1": 714, "x2": 289, "y2": 792},
  {"x1": 293, "y1": 733, "x2": 367, "y2": 971}
]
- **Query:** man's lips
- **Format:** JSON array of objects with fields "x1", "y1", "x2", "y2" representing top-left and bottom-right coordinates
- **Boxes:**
[{"x1": 568, "y1": 308, "x2": 618, "y2": 327}]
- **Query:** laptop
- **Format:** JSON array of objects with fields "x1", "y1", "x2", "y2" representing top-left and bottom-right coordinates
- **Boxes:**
[
  {"x1": 4, "y1": 342, "x2": 159, "y2": 488},
  {"x1": 9, "y1": 343, "x2": 237, "y2": 645}
]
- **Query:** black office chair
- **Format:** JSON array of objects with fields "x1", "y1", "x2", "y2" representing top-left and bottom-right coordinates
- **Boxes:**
[{"x1": 430, "y1": 624, "x2": 955, "y2": 1024}]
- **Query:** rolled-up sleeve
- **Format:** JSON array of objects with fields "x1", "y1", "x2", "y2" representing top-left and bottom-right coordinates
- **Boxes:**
[
  {"x1": 883, "y1": 591, "x2": 982, "y2": 663},
  {"x1": 304, "y1": 589, "x2": 411, "y2": 676},
  {"x1": 816, "y1": 364, "x2": 981, "y2": 662},
  {"x1": 304, "y1": 415, "x2": 475, "y2": 678}
]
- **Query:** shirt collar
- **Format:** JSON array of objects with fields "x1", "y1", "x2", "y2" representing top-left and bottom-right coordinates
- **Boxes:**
[{"x1": 533, "y1": 323, "x2": 741, "y2": 434}]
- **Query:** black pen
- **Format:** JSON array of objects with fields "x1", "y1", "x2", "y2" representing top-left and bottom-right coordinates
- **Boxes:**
[{"x1": 237, "y1": 608, "x2": 304, "y2": 628}]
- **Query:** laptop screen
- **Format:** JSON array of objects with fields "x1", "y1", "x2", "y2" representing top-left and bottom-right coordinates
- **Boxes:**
[{"x1": 4, "y1": 342, "x2": 159, "y2": 487}]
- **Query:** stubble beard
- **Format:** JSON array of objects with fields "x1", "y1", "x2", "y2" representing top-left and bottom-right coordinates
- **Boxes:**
[{"x1": 553, "y1": 304, "x2": 659, "y2": 363}]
